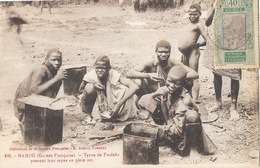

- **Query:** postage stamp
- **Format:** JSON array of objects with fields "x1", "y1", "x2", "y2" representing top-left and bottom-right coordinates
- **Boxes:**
[{"x1": 211, "y1": 0, "x2": 259, "y2": 69}]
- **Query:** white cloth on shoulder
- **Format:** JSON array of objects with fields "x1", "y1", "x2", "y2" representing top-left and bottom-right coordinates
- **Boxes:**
[{"x1": 83, "y1": 69, "x2": 137, "y2": 121}]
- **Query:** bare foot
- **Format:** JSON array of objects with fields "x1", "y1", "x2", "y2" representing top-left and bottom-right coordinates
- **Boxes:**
[
  {"x1": 230, "y1": 109, "x2": 239, "y2": 121},
  {"x1": 189, "y1": 148, "x2": 201, "y2": 164},
  {"x1": 101, "y1": 110, "x2": 111, "y2": 119},
  {"x1": 84, "y1": 115, "x2": 96, "y2": 125},
  {"x1": 230, "y1": 100, "x2": 239, "y2": 121},
  {"x1": 84, "y1": 115, "x2": 92, "y2": 123},
  {"x1": 209, "y1": 102, "x2": 222, "y2": 113}
]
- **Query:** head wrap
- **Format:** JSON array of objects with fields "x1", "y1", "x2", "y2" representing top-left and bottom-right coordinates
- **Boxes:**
[
  {"x1": 167, "y1": 65, "x2": 187, "y2": 81},
  {"x1": 155, "y1": 40, "x2": 171, "y2": 51},
  {"x1": 189, "y1": 3, "x2": 201, "y2": 14},
  {"x1": 94, "y1": 55, "x2": 111, "y2": 68},
  {"x1": 46, "y1": 48, "x2": 62, "y2": 59}
]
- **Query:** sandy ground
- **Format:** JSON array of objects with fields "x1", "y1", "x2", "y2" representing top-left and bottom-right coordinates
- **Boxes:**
[{"x1": 0, "y1": 3, "x2": 259, "y2": 167}]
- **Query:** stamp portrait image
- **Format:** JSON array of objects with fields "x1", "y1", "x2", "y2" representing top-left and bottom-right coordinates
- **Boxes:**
[
  {"x1": 0, "y1": 0, "x2": 259, "y2": 168},
  {"x1": 208, "y1": 0, "x2": 258, "y2": 69}
]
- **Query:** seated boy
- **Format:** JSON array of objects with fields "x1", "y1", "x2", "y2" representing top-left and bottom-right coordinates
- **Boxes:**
[
  {"x1": 177, "y1": 3, "x2": 207, "y2": 103},
  {"x1": 14, "y1": 49, "x2": 67, "y2": 135},
  {"x1": 78, "y1": 56, "x2": 139, "y2": 123},
  {"x1": 138, "y1": 66, "x2": 217, "y2": 163}
]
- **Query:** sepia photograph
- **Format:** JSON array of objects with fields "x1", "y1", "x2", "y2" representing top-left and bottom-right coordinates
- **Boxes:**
[{"x1": 0, "y1": 0, "x2": 258, "y2": 167}]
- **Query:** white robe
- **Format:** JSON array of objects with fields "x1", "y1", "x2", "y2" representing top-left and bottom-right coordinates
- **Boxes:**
[{"x1": 83, "y1": 69, "x2": 137, "y2": 121}]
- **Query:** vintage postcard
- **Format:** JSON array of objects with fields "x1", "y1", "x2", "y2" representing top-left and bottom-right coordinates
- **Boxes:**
[{"x1": 0, "y1": 0, "x2": 259, "y2": 168}]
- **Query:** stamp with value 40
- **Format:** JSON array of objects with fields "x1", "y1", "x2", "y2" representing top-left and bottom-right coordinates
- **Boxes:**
[{"x1": 209, "y1": 0, "x2": 259, "y2": 69}]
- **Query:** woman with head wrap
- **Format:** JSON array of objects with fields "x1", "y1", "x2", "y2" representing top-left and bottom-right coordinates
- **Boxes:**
[
  {"x1": 78, "y1": 56, "x2": 139, "y2": 123},
  {"x1": 14, "y1": 48, "x2": 67, "y2": 134}
]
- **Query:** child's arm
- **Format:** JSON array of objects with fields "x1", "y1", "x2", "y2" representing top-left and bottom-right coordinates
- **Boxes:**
[
  {"x1": 78, "y1": 81, "x2": 87, "y2": 95},
  {"x1": 111, "y1": 76, "x2": 139, "y2": 114},
  {"x1": 198, "y1": 22, "x2": 207, "y2": 47},
  {"x1": 151, "y1": 86, "x2": 169, "y2": 99},
  {"x1": 30, "y1": 69, "x2": 67, "y2": 95}
]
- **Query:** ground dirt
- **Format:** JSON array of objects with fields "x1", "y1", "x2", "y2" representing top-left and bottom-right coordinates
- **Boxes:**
[{"x1": 0, "y1": 2, "x2": 259, "y2": 166}]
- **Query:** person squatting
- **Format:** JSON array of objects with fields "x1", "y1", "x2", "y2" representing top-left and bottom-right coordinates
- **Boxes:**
[{"x1": 14, "y1": 42, "x2": 217, "y2": 163}]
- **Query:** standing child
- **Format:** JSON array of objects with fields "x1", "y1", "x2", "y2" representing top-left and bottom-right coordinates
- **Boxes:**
[{"x1": 178, "y1": 3, "x2": 207, "y2": 103}]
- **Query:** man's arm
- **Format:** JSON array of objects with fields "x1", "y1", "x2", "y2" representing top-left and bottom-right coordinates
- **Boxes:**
[
  {"x1": 111, "y1": 76, "x2": 139, "y2": 114},
  {"x1": 125, "y1": 62, "x2": 150, "y2": 78},
  {"x1": 205, "y1": 8, "x2": 215, "y2": 27},
  {"x1": 30, "y1": 69, "x2": 67, "y2": 95},
  {"x1": 205, "y1": 0, "x2": 217, "y2": 27},
  {"x1": 185, "y1": 66, "x2": 199, "y2": 79},
  {"x1": 125, "y1": 60, "x2": 163, "y2": 82}
]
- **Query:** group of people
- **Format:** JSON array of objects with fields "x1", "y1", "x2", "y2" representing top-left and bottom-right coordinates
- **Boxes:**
[
  {"x1": 132, "y1": 0, "x2": 184, "y2": 12},
  {"x1": 14, "y1": 0, "x2": 240, "y2": 163}
]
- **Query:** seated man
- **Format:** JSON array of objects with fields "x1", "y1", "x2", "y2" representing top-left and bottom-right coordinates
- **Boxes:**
[
  {"x1": 126, "y1": 40, "x2": 199, "y2": 101},
  {"x1": 78, "y1": 55, "x2": 139, "y2": 123},
  {"x1": 138, "y1": 65, "x2": 217, "y2": 163},
  {"x1": 14, "y1": 49, "x2": 67, "y2": 135}
]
